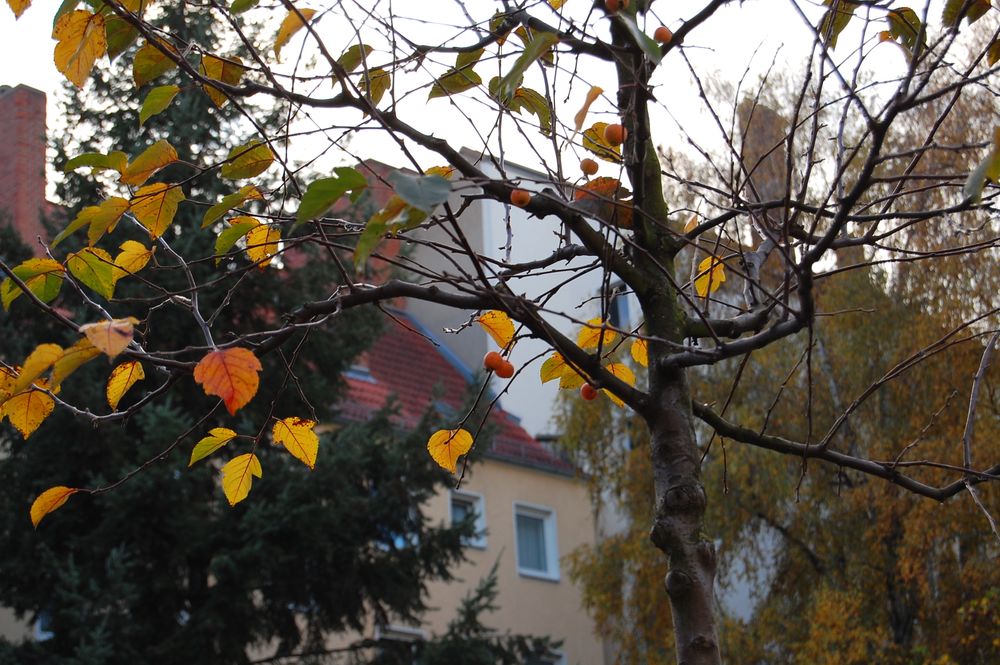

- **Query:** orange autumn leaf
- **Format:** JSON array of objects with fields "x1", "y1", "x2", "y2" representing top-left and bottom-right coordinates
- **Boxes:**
[
  {"x1": 193, "y1": 347, "x2": 262, "y2": 415},
  {"x1": 426, "y1": 428, "x2": 473, "y2": 473},
  {"x1": 272, "y1": 417, "x2": 319, "y2": 469},
  {"x1": 106, "y1": 360, "x2": 145, "y2": 410},
  {"x1": 573, "y1": 85, "x2": 603, "y2": 131},
  {"x1": 220, "y1": 453, "x2": 261, "y2": 506},
  {"x1": 477, "y1": 310, "x2": 515, "y2": 349},
  {"x1": 80, "y1": 317, "x2": 139, "y2": 358},
  {"x1": 30, "y1": 486, "x2": 79, "y2": 528}
]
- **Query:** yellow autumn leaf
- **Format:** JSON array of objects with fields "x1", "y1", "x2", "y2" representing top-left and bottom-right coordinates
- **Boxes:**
[
  {"x1": 189, "y1": 427, "x2": 238, "y2": 467},
  {"x1": 548, "y1": 0, "x2": 566, "y2": 8},
  {"x1": 272, "y1": 417, "x2": 319, "y2": 469},
  {"x1": 120, "y1": 139, "x2": 178, "y2": 186},
  {"x1": 427, "y1": 428, "x2": 474, "y2": 473},
  {"x1": 577, "y1": 318, "x2": 617, "y2": 350},
  {"x1": 51, "y1": 338, "x2": 101, "y2": 389},
  {"x1": 133, "y1": 39, "x2": 178, "y2": 88},
  {"x1": 245, "y1": 224, "x2": 281, "y2": 268},
  {"x1": 573, "y1": 86, "x2": 603, "y2": 131},
  {"x1": 221, "y1": 453, "x2": 262, "y2": 506},
  {"x1": 2, "y1": 389, "x2": 55, "y2": 439},
  {"x1": 274, "y1": 7, "x2": 317, "y2": 62},
  {"x1": 53, "y1": 10, "x2": 106, "y2": 88},
  {"x1": 113, "y1": 240, "x2": 154, "y2": 281},
  {"x1": 30, "y1": 486, "x2": 79, "y2": 528},
  {"x1": 539, "y1": 352, "x2": 570, "y2": 384},
  {"x1": 12, "y1": 343, "x2": 62, "y2": 395},
  {"x1": 51, "y1": 197, "x2": 130, "y2": 248},
  {"x1": 630, "y1": 338, "x2": 648, "y2": 367},
  {"x1": 603, "y1": 362, "x2": 635, "y2": 407},
  {"x1": 194, "y1": 347, "x2": 262, "y2": 415},
  {"x1": 130, "y1": 182, "x2": 185, "y2": 239},
  {"x1": 694, "y1": 255, "x2": 727, "y2": 298},
  {"x1": 559, "y1": 368, "x2": 587, "y2": 390},
  {"x1": 7, "y1": 0, "x2": 30, "y2": 19},
  {"x1": 478, "y1": 310, "x2": 515, "y2": 349},
  {"x1": 106, "y1": 360, "x2": 144, "y2": 409},
  {"x1": 80, "y1": 317, "x2": 139, "y2": 358},
  {"x1": 360, "y1": 67, "x2": 391, "y2": 107},
  {"x1": 200, "y1": 54, "x2": 245, "y2": 107},
  {"x1": 683, "y1": 214, "x2": 699, "y2": 234}
]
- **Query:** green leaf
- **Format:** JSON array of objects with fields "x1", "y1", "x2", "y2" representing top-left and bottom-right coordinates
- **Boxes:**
[
  {"x1": 64, "y1": 151, "x2": 127, "y2": 175},
  {"x1": 296, "y1": 167, "x2": 369, "y2": 224},
  {"x1": 220, "y1": 139, "x2": 274, "y2": 180},
  {"x1": 133, "y1": 40, "x2": 178, "y2": 88},
  {"x1": 354, "y1": 217, "x2": 388, "y2": 269},
  {"x1": 887, "y1": 8, "x2": 925, "y2": 53},
  {"x1": 510, "y1": 87, "x2": 552, "y2": 135},
  {"x1": 189, "y1": 428, "x2": 238, "y2": 466},
  {"x1": 1, "y1": 258, "x2": 65, "y2": 311},
  {"x1": 337, "y1": 44, "x2": 373, "y2": 73},
  {"x1": 495, "y1": 31, "x2": 558, "y2": 103},
  {"x1": 943, "y1": 0, "x2": 989, "y2": 28},
  {"x1": 456, "y1": 48, "x2": 485, "y2": 70},
  {"x1": 386, "y1": 171, "x2": 451, "y2": 213},
  {"x1": 203, "y1": 185, "x2": 265, "y2": 228},
  {"x1": 429, "y1": 66, "x2": 482, "y2": 99},
  {"x1": 215, "y1": 218, "x2": 260, "y2": 264},
  {"x1": 139, "y1": 85, "x2": 180, "y2": 126},
  {"x1": 66, "y1": 247, "x2": 117, "y2": 300},
  {"x1": 360, "y1": 68, "x2": 391, "y2": 107},
  {"x1": 817, "y1": 0, "x2": 859, "y2": 49},
  {"x1": 230, "y1": 0, "x2": 258, "y2": 13},
  {"x1": 614, "y1": 12, "x2": 663, "y2": 64},
  {"x1": 104, "y1": 16, "x2": 138, "y2": 61}
]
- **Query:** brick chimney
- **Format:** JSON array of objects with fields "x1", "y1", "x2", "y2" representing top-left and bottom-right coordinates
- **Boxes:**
[{"x1": 0, "y1": 84, "x2": 48, "y2": 252}]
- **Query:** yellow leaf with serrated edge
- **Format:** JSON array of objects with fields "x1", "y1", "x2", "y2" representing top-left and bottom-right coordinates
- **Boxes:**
[
  {"x1": 577, "y1": 318, "x2": 617, "y2": 350},
  {"x1": 573, "y1": 86, "x2": 602, "y2": 131},
  {"x1": 80, "y1": 317, "x2": 139, "y2": 358},
  {"x1": 478, "y1": 310, "x2": 515, "y2": 349},
  {"x1": 130, "y1": 182, "x2": 185, "y2": 239},
  {"x1": 200, "y1": 54, "x2": 245, "y2": 107},
  {"x1": 113, "y1": 241, "x2": 154, "y2": 281},
  {"x1": 427, "y1": 428, "x2": 473, "y2": 473},
  {"x1": 559, "y1": 368, "x2": 586, "y2": 390},
  {"x1": 194, "y1": 347, "x2": 261, "y2": 415},
  {"x1": 272, "y1": 417, "x2": 319, "y2": 469},
  {"x1": 53, "y1": 10, "x2": 106, "y2": 88},
  {"x1": 30, "y1": 486, "x2": 78, "y2": 528},
  {"x1": 245, "y1": 224, "x2": 280, "y2": 268},
  {"x1": 120, "y1": 140, "x2": 178, "y2": 186},
  {"x1": 106, "y1": 360, "x2": 144, "y2": 409},
  {"x1": 603, "y1": 362, "x2": 635, "y2": 407},
  {"x1": 274, "y1": 7, "x2": 316, "y2": 62},
  {"x1": 51, "y1": 338, "x2": 100, "y2": 389},
  {"x1": 539, "y1": 352, "x2": 570, "y2": 384},
  {"x1": 189, "y1": 427, "x2": 238, "y2": 466},
  {"x1": 630, "y1": 338, "x2": 648, "y2": 367},
  {"x1": 694, "y1": 255, "x2": 726, "y2": 298},
  {"x1": 2, "y1": 389, "x2": 55, "y2": 439},
  {"x1": 12, "y1": 344, "x2": 62, "y2": 395},
  {"x1": 7, "y1": 0, "x2": 30, "y2": 19},
  {"x1": 221, "y1": 453, "x2": 262, "y2": 506}
]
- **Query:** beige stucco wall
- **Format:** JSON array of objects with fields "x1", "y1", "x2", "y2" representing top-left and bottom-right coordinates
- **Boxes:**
[{"x1": 416, "y1": 457, "x2": 603, "y2": 665}]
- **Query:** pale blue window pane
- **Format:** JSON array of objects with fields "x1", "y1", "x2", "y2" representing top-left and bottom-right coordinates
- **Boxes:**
[
  {"x1": 452, "y1": 499, "x2": 470, "y2": 524},
  {"x1": 517, "y1": 513, "x2": 546, "y2": 572}
]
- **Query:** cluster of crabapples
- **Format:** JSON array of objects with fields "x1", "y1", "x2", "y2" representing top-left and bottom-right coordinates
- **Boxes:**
[{"x1": 483, "y1": 351, "x2": 516, "y2": 379}]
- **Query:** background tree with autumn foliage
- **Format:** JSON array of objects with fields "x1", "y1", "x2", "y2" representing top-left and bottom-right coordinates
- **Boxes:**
[{"x1": 2, "y1": 0, "x2": 1000, "y2": 663}]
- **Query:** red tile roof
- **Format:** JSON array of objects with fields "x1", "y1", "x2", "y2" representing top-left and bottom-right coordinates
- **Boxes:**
[{"x1": 341, "y1": 310, "x2": 574, "y2": 475}]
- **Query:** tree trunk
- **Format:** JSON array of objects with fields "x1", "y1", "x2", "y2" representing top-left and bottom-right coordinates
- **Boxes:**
[{"x1": 647, "y1": 363, "x2": 721, "y2": 665}]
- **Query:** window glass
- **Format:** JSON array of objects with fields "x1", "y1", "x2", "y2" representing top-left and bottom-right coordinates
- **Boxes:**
[{"x1": 516, "y1": 513, "x2": 547, "y2": 572}]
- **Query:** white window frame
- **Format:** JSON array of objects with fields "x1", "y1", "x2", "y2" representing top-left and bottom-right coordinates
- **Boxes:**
[
  {"x1": 449, "y1": 489, "x2": 487, "y2": 549},
  {"x1": 513, "y1": 501, "x2": 560, "y2": 582}
]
